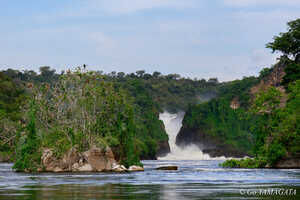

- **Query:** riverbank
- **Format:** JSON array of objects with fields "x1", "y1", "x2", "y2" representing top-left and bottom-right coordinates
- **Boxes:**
[{"x1": 221, "y1": 157, "x2": 300, "y2": 169}]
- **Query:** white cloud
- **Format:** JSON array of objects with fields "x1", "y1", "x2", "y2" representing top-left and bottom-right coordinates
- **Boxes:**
[
  {"x1": 223, "y1": 0, "x2": 300, "y2": 7},
  {"x1": 232, "y1": 10, "x2": 300, "y2": 22},
  {"x1": 78, "y1": 0, "x2": 197, "y2": 15},
  {"x1": 88, "y1": 32, "x2": 116, "y2": 53},
  {"x1": 34, "y1": 0, "x2": 198, "y2": 22}
]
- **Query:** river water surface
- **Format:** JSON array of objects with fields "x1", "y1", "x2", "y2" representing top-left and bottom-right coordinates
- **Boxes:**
[{"x1": 0, "y1": 161, "x2": 300, "y2": 200}]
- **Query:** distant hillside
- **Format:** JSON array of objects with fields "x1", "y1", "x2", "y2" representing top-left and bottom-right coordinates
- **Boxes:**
[{"x1": 176, "y1": 75, "x2": 260, "y2": 157}]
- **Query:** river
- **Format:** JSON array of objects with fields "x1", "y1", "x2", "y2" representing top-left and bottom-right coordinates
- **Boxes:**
[{"x1": 0, "y1": 161, "x2": 300, "y2": 199}]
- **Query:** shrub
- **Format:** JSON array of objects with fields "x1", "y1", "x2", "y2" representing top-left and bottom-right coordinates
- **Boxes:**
[{"x1": 13, "y1": 102, "x2": 41, "y2": 172}]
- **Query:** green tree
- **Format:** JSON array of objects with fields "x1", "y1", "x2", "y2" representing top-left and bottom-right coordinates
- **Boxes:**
[
  {"x1": 136, "y1": 70, "x2": 145, "y2": 78},
  {"x1": 39, "y1": 66, "x2": 57, "y2": 82},
  {"x1": 266, "y1": 18, "x2": 300, "y2": 61},
  {"x1": 281, "y1": 63, "x2": 300, "y2": 87},
  {"x1": 152, "y1": 71, "x2": 161, "y2": 78},
  {"x1": 13, "y1": 102, "x2": 41, "y2": 172}
]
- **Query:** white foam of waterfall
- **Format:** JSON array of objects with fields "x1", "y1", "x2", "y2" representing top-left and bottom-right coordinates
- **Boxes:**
[{"x1": 158, "y1": 111, "x2": 227, "y2": 160}]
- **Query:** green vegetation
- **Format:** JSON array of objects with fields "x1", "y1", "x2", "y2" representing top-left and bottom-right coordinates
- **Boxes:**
[
  {"x1": 103, "y1": 70, "x2": 218, "y2": 112},
  {"x1": 266, "y1": 18, "x2": 300, "y2": 87},
  {"x1": 282, "y1": 61, "x2": 300, "y2": 88},
  {"x1": 0, "y1": 72, "x2": 27, "y2": 161},
  {"x1": 1, "y1": 65, "x2": 221, "y2": 162},
  {"x1": 222, "y1": 19, "x2": 300, "y2": 168},
  {"x1": 13, "y1": 102, "x2": 41, "y2": 172},
  {"x1": 182, "y1": 76, "x2": 259, "y2": 154},
  {"x1": 179, "y1": 19, "x2": 300, "y2": 168},
  {"x1": 221, "y1": 158, "x2": 267, "y2": 168},
  {"x1": 12, "y1": 69, "x2": 143, "y2": 171},
  {"x1": 266, "y1": 19, "x2": 300, "y2": 61},
  {"x1": 222, "y1": 81, "x2": 300, "y2": 168},
  {"x1": 107, "y1": 74, "x2": 218, "y2": 158},
  {"x1": 6, "y1": 66, "x2": 220, "y2": 171}
]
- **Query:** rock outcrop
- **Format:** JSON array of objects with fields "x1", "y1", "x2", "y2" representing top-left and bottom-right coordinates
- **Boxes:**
[
  {"x1": 156, "y1": 140, "x2": 171, "y2": 158},
  {"x1": 111, "y1": 164, "x2": 127, "y2": 172},
  {"x1": 250, "y1": 61, "x2": 287, "y2": 107},
  {"x1": 0, "y1": 153, "x2": 11, "y2": 163},
  {"x1": 41, "y1": 146, "x2": 144, "y2": 172},
  {"x1": 41, "y1": 146, "x2": 116, "y2": 172},
  {"x1": 230, "y1": 97, "x2": 240, "y2": 110},
  {"x1": 274, "y1": 156, "x2": 300, "y2": 169},
  {"x1": 156, "y1": 166, "x2": 178, "y2": 170},
  {"x1": 128, "y1": 165, "x2": 144, "y2": 171}
]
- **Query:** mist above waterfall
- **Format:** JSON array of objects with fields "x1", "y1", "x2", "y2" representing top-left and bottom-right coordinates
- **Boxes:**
[
  {"x1": 197, "y1": 91, "x2": 217, "y2": 103},
  {"x1": 158, "y1": 111, "x2": 226, "y2": 160}
]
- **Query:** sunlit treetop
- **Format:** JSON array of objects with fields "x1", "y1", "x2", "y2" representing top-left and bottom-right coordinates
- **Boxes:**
[{"x1": 267, "y1": 18, "x2": 300, "y2": 62}]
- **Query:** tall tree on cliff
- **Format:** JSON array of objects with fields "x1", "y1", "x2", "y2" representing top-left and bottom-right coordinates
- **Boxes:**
[
  {"x1": 266, "y1": 18, "x2": 300, "y2": 87},
  {"x1": 267, "y1": 18, "x2": 300, "y2": 61}
]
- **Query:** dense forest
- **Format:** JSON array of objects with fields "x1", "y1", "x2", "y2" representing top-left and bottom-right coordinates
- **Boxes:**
[
  {"x1": 177, "y1": 19, "x2": 300, "y2": 168},
  {"x1": 0, "y1": 63, "x2": 221, "y2": 171},
  {"x1": 176, "y1": 76, "x2": 260, "y2": 156}
]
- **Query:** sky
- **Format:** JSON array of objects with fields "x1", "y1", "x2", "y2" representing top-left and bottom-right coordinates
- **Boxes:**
[{"x1": 0, "y1": 0, "x2": 299, "y2": 81}]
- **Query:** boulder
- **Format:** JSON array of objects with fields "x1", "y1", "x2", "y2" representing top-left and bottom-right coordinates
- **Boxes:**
[
  {"x1": 83, "y1": 146, "x2": 116, "y2": 172},
  {"x1": 274, "y1": 157, "x2": 300, "y2": 169},
  {"x1": 63, "y1": 147, "x2": 81, "y2": 170},
  {"x1": 41, "y1": 146, "x2": 118, "y2": 172},
  {"x1": 78, "y1": 164, "x2": 93, "y2": 172},
  {"x1": 53, "y1": 167, "x2": 64, "y2": 173},
  {"x1": 41, "y1": 148, "x2": 66, "y2": 172},
  {"x1": 128, "y1": 165, "x2": 144, "y2": 172},
  {"x1": 41, "y1": 148, "x2": 54, "y2": 166},
  {"x1": 112, "y1": 164, "x2": 127, "y2": 172},
  {"x1": 156, "y1": 166, "x2": 178, "y2": 170}
]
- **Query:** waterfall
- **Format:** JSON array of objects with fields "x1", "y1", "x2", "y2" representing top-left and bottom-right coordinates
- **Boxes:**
[{"x1": 158, "y1": 111, "x2": 226, "y2": 160}]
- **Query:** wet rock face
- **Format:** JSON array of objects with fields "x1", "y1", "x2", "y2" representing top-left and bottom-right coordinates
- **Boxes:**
[
  {"x1": 156, "y1": 140, "x2": 171, "y2": 158},
  {"x1": 176, "y1": 127, "x2": 249, "y2": 158},
  {"x1": 41, "y1": 146, "x2": 117, "y2": 172},
  {"x1": 275, "y1": 157, "x2": 300, "y2": 169}
]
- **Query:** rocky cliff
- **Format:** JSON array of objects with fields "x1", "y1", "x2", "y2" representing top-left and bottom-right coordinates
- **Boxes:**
[
  {"x1": 156, "y1": 140, "x2": 171, "y2": 158},
  {"x1": 250, "y1": 61, "x2": 287, "y2": 106},
  {"x1": 176, "y1": 62, "x2": 288, "y2": 158}
]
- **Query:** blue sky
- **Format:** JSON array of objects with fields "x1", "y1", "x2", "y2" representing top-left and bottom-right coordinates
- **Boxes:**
[{"x1": 1, "y1": 0, "x2": 299, "y2": 81}]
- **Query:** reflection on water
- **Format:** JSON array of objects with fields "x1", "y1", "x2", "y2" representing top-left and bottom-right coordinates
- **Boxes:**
[
  {"x1": 1, "y1": 184, "x2": 299, "y2": 200},
  {"x1": 0, "y1": 160, "x2": 299, "y2": 200}
]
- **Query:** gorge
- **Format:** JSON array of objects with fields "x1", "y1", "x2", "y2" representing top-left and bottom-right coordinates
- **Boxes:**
[{"x1": 158, "y1": 111, "x2": 227, "y2": 160}]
